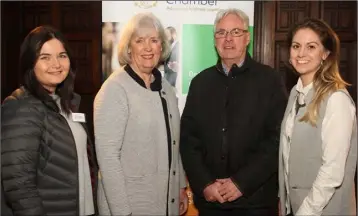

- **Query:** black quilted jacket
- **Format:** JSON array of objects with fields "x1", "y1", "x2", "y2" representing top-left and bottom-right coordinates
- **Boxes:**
[{"x1": 1, "y1": 87, "x2": 98, "y2": 216}]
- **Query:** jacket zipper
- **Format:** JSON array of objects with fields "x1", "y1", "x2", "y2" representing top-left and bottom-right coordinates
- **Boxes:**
[{"x1": 57, "y1": 114, "x2": 80, "y2": 215}]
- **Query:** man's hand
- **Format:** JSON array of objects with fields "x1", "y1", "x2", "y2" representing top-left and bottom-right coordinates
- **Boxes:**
[
  {"x1": 179, "y1": 188, "x2": 188, "y2": 215},
  {"x1": 203, "y1": 181, "x2": 225, "y2": 203},
  {"x1": 217, "y1": 178, "x2": 243, "y2": 202}
]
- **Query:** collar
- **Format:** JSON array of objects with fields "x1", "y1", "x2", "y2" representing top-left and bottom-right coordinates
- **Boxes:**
[
  {"x1": 221, "y1": 57, "x2": 245, "y2": 75},
  {"x1": 12, "y1": 86, "x2": 80, "y2": 113},
  {"x1": 295, "y1": 78, "x2": 313, "y2": 106},
  {"x1": 124, "y1": 64, "x2": 162, "y2": 91},
  {"x1": 295, "y1": 78, "x2": 313, "y2": 96},
  {"x1": 216, "y1": 52, "x2": 252, "y2": 77},
  {"x1": 45, "y1": 91, "x2": 80, "y2": 113}
]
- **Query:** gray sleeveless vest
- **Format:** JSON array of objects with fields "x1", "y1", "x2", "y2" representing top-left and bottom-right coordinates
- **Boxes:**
[{"x1": 279, "y1": 87, "x2": 357, "y2": 215}]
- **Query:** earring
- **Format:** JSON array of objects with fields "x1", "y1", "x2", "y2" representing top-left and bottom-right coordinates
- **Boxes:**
[
  {"x1": 320, "y1": 60, "x2": 323, "y2": 66},
  {"x1": 289, "y1": 59, "x2": 292, "y2": 64}
]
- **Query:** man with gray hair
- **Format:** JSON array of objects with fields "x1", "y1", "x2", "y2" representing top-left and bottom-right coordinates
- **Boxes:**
[{"x1": 180, "y1": 8, "x2": 287, "y2": 215}]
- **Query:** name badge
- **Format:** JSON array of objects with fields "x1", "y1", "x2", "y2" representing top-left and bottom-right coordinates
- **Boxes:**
[{"x1": 72, "y1": 113, "x2": 86, "y2": 123}]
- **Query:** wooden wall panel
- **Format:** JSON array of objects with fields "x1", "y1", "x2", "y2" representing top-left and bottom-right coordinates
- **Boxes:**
[
  {"x1": 254, "y1": 1, "x2": 357, "y2": 102},
  {"x1": 340, "y1": 42, "x2": 357, "y2": 102},
  {"x1": 276, "y1": 1, "x2": 311, "y2": 32},
  {"x1": 21, "y1": 2, "x2": 52, "y2": 36},
  {"x1": 254, "y1": 0, "x2": 357, "y2": 206},
  {"x1": 322, "y1": 2, "x2": 357, "y2": 32},
  {"x1": 68, "y1": 40, "x2": 94, "y2": 94},
  {"x1": 1, "y1": 2, "x2": 22, "y2": 100},
  {"x1": 1, "y1": 1, "x2": 101, "y2": 138},
  {"x1": 60, "y1": 2, "x2": 93, "y2": 33}
]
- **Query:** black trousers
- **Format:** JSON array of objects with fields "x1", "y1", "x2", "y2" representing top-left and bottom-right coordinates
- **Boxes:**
[{"x1": 198, "y1": 206, "x2": 278, "y2": 216}]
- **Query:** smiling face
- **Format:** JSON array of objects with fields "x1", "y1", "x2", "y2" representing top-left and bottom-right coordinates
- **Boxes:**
[
  {"x1": 214, "y1": 13, "x2": 250, "y2": 67},
  {"x1": 34, "y1": 38, "x2": 70, "y2": 93},
  {"x1": 290, "y1": 28, "x2": 330, "y2": 83},
  {"x1": 129, "y1": 27, "x2": 162, "y2": 74}
]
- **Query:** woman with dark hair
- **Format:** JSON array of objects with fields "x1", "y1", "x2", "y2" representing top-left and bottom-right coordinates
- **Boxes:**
[
  {"x1": 1, "y1": 25, "x2": 98, "y2": 216},
  {"x1": 279, "y1": 18, "x2": 357, "y2": 216}
]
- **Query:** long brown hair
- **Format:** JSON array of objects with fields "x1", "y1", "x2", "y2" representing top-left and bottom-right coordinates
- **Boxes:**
[
  {"x1": 20, "y1": 25, "x2": 76, "y2": 114},
  {"x1": 287, "y1": 18, "x2": 349, "y2": 126}
]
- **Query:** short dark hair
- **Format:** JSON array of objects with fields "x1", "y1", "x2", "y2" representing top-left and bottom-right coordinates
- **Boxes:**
[{"x1": 19, "y1": 25, "x2": 76, "y2": 114}]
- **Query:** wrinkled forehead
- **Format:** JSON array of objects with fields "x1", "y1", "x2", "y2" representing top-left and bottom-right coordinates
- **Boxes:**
[{"x1": 216, "y1": 13, "x2": 247, "y2": 30}]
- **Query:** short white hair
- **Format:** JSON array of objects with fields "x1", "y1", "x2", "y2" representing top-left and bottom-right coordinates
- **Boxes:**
[
  {"x1": 214, "y1": 8, "x2": 250, "y2": 30},
  {"x1": 117, "y1": 12, "x2": 170, "y2": 66}
]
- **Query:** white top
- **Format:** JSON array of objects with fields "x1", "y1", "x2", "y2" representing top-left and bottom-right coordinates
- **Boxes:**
[{"x1": 282, "y1": 78, "x2": 355, "y2": 215}]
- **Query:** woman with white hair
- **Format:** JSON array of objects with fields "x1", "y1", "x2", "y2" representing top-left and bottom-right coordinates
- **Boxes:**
[{"x1": 94, "y1": 12, "x2": 188, "y2": 216}]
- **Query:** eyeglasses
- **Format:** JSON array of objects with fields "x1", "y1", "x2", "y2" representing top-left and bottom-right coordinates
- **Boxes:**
[{"x1": 214, "y1": 28, "x2": 248, "y2": 39}]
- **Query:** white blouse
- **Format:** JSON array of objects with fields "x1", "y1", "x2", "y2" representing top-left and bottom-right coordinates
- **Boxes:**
[{"x1": 282, "y1": 79, "x2": 355, "y2": 215}]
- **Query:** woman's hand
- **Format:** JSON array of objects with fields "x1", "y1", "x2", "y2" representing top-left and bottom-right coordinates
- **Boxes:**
[{"x1": 179, "y1": 188, "x2": 188, "y2": 215}]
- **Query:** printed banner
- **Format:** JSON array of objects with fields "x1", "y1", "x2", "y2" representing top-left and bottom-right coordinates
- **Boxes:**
[
  {"x1": 102, "y1": 1, "x2": 254, "y2": 215},
  {"x1": 102, "y1": 0, "x2": 254, "y2": 113}
]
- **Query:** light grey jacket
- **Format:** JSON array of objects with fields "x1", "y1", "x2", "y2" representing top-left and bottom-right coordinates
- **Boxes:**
[
  {"x1": 279, "y1": 87, "x2": 357, "y2": 216},
  {"x1": 94, "y1": 68, "x2": 186, "y2": 216}
]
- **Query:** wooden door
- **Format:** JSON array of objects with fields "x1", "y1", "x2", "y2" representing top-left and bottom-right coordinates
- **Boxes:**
[
  {"x1": 254, "y1": 1, "x2": 357, "y2": 103},
  {"x1": 254, "y1": 0, "x2": 357, "y2": 203},
  {"x1": 1, "y1": 1, "x2": 102, "y2": 138}
]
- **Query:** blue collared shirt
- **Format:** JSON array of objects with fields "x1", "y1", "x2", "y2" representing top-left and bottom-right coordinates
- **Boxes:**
[{"x1": 222, "y1": 58, "x2": 245, "y2": 76}]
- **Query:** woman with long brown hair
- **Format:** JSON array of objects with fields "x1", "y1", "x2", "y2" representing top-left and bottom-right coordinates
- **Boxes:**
[
  {"x1": 1, "y1": 26, "x2": 98, "y2": 216},
  {"x1": 279, "y1": 18, "x2": 357, "y2": 216}
]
